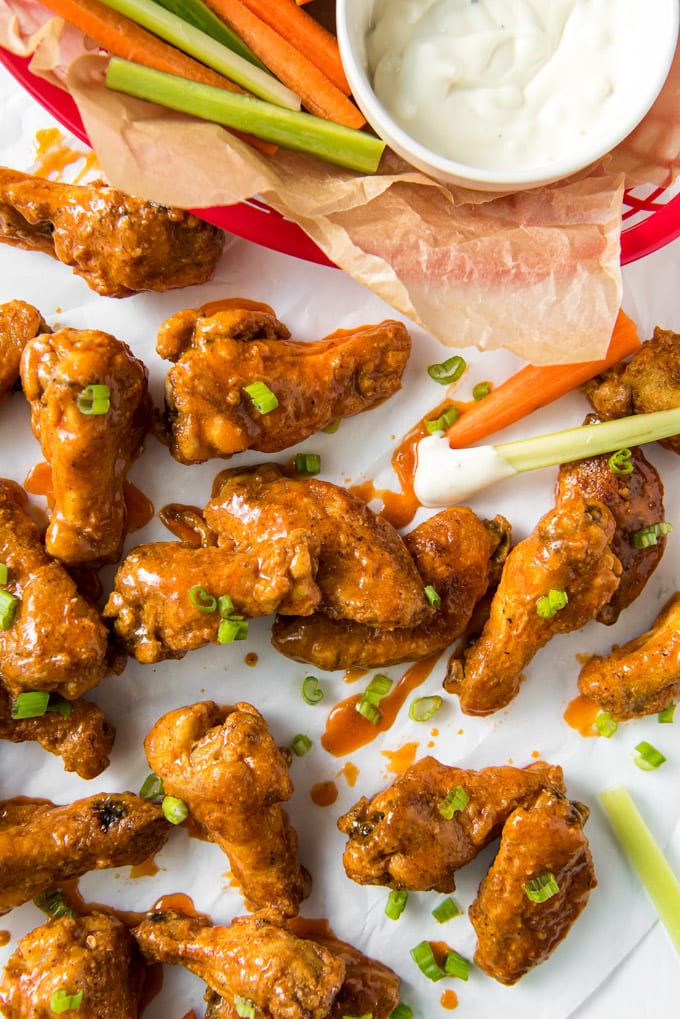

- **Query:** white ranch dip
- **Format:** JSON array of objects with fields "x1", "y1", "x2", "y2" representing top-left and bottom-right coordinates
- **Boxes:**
[{"x1": 367, "y1": 0, "x2": 644, "y2": 170}]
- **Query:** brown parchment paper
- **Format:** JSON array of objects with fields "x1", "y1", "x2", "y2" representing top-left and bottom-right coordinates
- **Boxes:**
[{"x1": 3, "y1": 0, "x2": 680, "y2": 363}]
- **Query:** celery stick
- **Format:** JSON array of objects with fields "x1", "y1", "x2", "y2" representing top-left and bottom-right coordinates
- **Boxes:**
[
  {"x1": 97, "y1": 0, "x2": 300, "y2": 109},
  {"x1": 105, "y1": 58, "x2": 386, "y2": 173},
  {"x1": 152, "y1": 0, "x2": 266, "y2": 70},
  {"x1": 600, "y1": 785, "x2": 680, "y2": 954}
]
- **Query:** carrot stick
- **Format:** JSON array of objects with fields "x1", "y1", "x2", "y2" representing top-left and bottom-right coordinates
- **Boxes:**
[
  {"x1": 202, "y1": 0, "x2": 365, "y2": 127},
  {"x1": 445, "y1": 309, "x2": 642, "y2": 448},
  {"x1": 236, "y1": 0, "x2": 350, "y2": 95}
]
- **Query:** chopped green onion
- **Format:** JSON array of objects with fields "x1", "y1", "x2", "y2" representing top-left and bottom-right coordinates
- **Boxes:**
[
  {"x1": 594, "y1": 712, "x2": 618, "y2": 738},
  {"x1": 389, "y1": 1007, "x2": 413, "y2": 1019},
  {"x1": 600, "y1": 785, "x2": 680, "y2": 953},
  {"x1": 410, "y1": 941, "x2": 446, "y2": 981},
  {"x1": 46, "y1": 694, "x2": 73, "y2": 719},
  {"x1": 162, "y1": 796, "x2": 189, "y2": 825},
  {"x1": 472, "y1": 381, "x2": 491, "y2": 401},
  {"x1": 432, "y1": 897, "x2": 461, "y2": 923},
  {"x1": 322, "y1": 418, "x2": 341, "y2": 434},
  {"x1": 523, "y1": 873, "x2": 560, "y2": 902},
  {"x1": 139, "y1": 772, "x2": 165, "y2": 801},
  {"x1": 443, "y1": 950, "x2": 470, "y2": 981},
  {"x1": 425, "y1": 405, "x2": 459, "y2": 435},
  {"x1": 631, "y1": 522, "x2": 673, "y2": 548},
  {"x1": 408, "y1": 695, "x2": 443, "y2": 722},
  {"x1": 243, "y1": 381, "x2": 279, "y2": 414},
  {"x1": 217, "y1": 617, "x2": 249, "y2": 644},
  {"x1": 33, "y1": 887, "x2": 76, "y2": 919},
  {"x1": 608, "y1": 448, "x2": 634, "y2": 475},
  {"x1": 291, "y1": 733, "x2": 313, "y2": 757},
  {"x1": 633, "y1": 740, "x2": 666, "y2": 771},
  {"x1": 536, "y1": 588, "x2": 568, "y2": 619},
  {"x1": 427, "y1": 355, "x2": 466, "y2": 385},
  {"x1": 0, "y1": 562, "x2": 7, "y2": 585},
  {"x1": 50, "y1": 989, "x2": 83, "y2": 1013},
  {"x1": 424, "y1": 585, "x2": 441, "y2": 609},
  {"x1": 0, "y1": 589, "x2": 19, "y2": 629},
  {"x1": 294, "y1": 453, "x2": 321, "y2": 475},
  {"x1": 217, "y1": 594, "x2": 235, "y2": 618},
  {"x1": 440, "y1": 785, "x2": 469, "y2": 820},
  {"x1": 658, "y1": 703, "x2": 676, "y2": 724},
  {"x1": 188, "y1": 585, "x2": 217, "y2": 613},
  {"x1": 76, "y1": 383, "x2": 110, "y2": 415},
  {"x1": 153, "y1": 0, "x2": 266, "y2": 68},
  {"x1": 385, "y1": 889, "x2": 408, "y2": 920},
  {"x1": 356, "y1": 700, "x2": 381, "y2": 724},
  {"x1": 234, "y1": 997, "x2": 256, "y2": 1019},
  {"x1": 11, "y1": 690, "x2": 50, "y2": 719},
  {"x1": 301, "y1": 675, "x2": 324, "y2": 705},
  {"x1": 356, "y1": 674, "x2": 393, "y2": 725}
]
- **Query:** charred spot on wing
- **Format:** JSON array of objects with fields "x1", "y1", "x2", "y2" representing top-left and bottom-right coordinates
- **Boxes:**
[{"x1": 93, "y1": 798, "x2": 127, "y2": 832}]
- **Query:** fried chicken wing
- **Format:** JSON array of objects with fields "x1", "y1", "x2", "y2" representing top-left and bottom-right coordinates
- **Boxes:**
[
  {"x1": 337, "y1": 756, "x2": 565, "y2": 892},
  {"x1": 271, "y1": 509, "x2": 510, "y2": 670},
  {"x1": 557, "y1": 441, "x2": 666, "y2": 624},
  {"x1": 0, "y1": 792, "x2": 169, "y2": 914},
  {"x1": 0, "y1": 479, "x2": 111, "y2": 699},
  {"x1": 578, "y1": 591, "x2": 680, "y2": 719},
  {"x1": 144, "y1": 701, "x2": 309, "y2": 915},
  {"x1": 206, "y1": 464, "x2": 430, "y2": 629},
  {"x1": 446, "y1": 493, "x2": 621, "y2": 716},
  {"x1": 0, "y1": 168, "x2": 224, "y2": 297},
  {"x1": 469, "y1": 789, "x2": 596, "y2": 985},
  {"x1": 0, "y1": 912, "x2": 146, "y2": 1018},
  {"x1": 0, "y1": 300, "x2": 48, "y2": 402},
  {"x1": 157, "y1": 300, "x2": 411, "y2": 463},
  {"x1": 133, "y1": 910, "x2": 345, "y2": 1019},
  {"x1": 0, "y1": 685, "x2": 114, "y2": 779},
  {"x1": 20, "y1": 328, "x2": 150, "y2": 566}
]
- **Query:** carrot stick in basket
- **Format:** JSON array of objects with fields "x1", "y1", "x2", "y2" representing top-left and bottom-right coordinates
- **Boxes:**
[
  {"x1": 202, "y1": 0, "x2": 365, "y2": 127},
  {"x1": 236, "y1": 0, "x2": 350, "y2": 95},
  {"x1": 445, "y1": 308, "x2": 642, "y2": 448}
]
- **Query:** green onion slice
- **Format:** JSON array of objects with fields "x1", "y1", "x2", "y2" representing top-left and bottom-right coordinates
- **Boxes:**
[
  {"x1": 536, "y1": 588, "x2": 568, "y2": 619},
  {"x1": 162, "y1": 795, "x2": 189, "y2": 824},
  {"x1": 217, "y1": 594, "x2": 235, "y2": 618},
  {"x1": 408, "y1": 695, "x2": 443, "y2": 723},
  {"x1": 0, "y1": 562, "x2": 7, "y2": 585},
  {"x1": 440, "y1": 785, "x2": 469, "y2": 820},
  {"x1": 425, "y1": 404, "x2": 459, "y2": 435},
  {"x1": 472, "y1": 381, "x2": 490, "y2": 401},
  {"x1": 410, "y1": 941, "x2": 446, "y2": 981},
  {"x1": 322, "y1": 418, "x2": 341, "y2": 434},
  {"x1": 356, "y1": 700, "x2": 381, "y2": 724},
  {"x1": 244, "y1": 381, "x2": 279, "y2": 414},
  {"x1": 634, "y1": 740, "x2": 666, "y2": 771},
  {"x1": 356, "y1": 674, "x2": 393, "y2": 725},
  {"x1": 217, "y1": 617, "x2": 249, "y2": 644},
  {"x1": 295, "y1": 452, "x2": 321, "y2": 475},
  {"x1": 443, "y1": 950, "x2": 470, "y2": 980},
  {"x1": 632, "y1": 521, "x2": 673, "y2": 548},
  {"x1": 139, "y1": 772, "x2": 165, "y2": 800},
  {"x1": 33, "y1": 887, "x2": 76, "y2": 919},
  {"x1": 385, "y1": 889, "x2": 408, "y2": 920},
  {"x1": 389, "y1": 1006, "x2": 413, "y2": 1019},
  {"x1": 11, "y1": 690, "x2": 50, "y2": 719},
  {"x1": 291, "y1": 733, "x2": 313, "y2": 757},
  {"x1": 302, "y1": 675, "x2": 324, "y2": 705},
  {"x1": 50, "y1": 989, "x2": 84, "y2": 1013},
  {"x1": 427, "y1": 355, "x2": 466, "y2": 385},
  {"x1": 188, "y1": 585, "x2": 217, "y2": 613},
  {"x1": 432, "y1": 896, "x2": 461, "y2": 923},
  {"x1": 594, "y1": 712, "x2": 618, "y2": 738},
  {"x1": 523, "y1": 873, "x2": 560, "y2": 902},
  {"x1": 424, "y1": 585, "x2": 441, "y2": 609},
  {"x1": 658, "y1": 703, "x2": 676, "y2": 724},
  {"x1": 608, "y1": 448, "x2": 634, "y2": 475},
  {"x1": 0, "y1": 589, "x2": 19, "y2": 630},
  {"x1": 77, "y1": 383, "x2": 110, "y2": 415},
  {"x1": 234, "y1": 997, "x2": 256, "y2": 1019}
]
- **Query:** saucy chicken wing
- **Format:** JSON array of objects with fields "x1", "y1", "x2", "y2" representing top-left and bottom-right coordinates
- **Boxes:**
[
  {"x1": 0, "y1": 167, "x2": 224, "y2": 297},
  {"x1": 21, "y1": 327, "x2": 150, "y2": 566},
  {"x1": 0, "y1": 912, "x2": 147, "y2": 1018},
  {"x1": 144, "y1": 701, "x2": 309, "y2": 915},
  {"x1": 271, "y1": 509, "x2": 510, "y2": 670},
  {"x1": 578, "y1": 591, "x2": 680, "y2": 719},
  {"x1": 337, "y1": 756, "x2": 565, "y2": 892},
  {"x1": 446, "y1": 493, "x2": 621, "y2": 716},
  {"x1": 0, "y1": 479, "x2": 111, "y2": 699},
  {"x1": 469, "y1": 789, "x2": 596, "y2": 985},
  {"x1": 0, "y1": 299, "x2": 48, "y2": 402},
  {"x1": 0, "y1": 792, "x2": 169, "y2": 914},
  {"x1": 157, "y1": 299, "x2": 411, "y2": 463},
  {"x1": 133, "y1": 909, "x2": 345, "y2": 1019},
  {"x1": 0, "y1": 684, "x2": 114, "y2": 779}
]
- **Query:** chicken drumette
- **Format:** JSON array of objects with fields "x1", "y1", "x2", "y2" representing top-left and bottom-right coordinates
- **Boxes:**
[
  {"x1": 0, "y1": 299, "x2": 48, "y2": 402},
  {"x1": 0, "y1": 478, "x2": 111, "y2": 699},
  {"x1": 21, "y1": 327, "x2": 150, "y2": 566},
  {"x1": 0, "y1": 792, "x2": 169, "y2": 914},
  {"x1": 470, "y1": 789, "x2": 596, "y2": 985},
  {"x1": 0, "y1": 912, "x2": 147, "y2": 1018},
  {"x1": 157, "y1": 299, "x2": 411, "y2": 463},
  {"x1": 144, "y1": 701, "x2": 309, "y2": 915},
  {"x1": 337, "y1": 757, "x2": 566, "y2": 892},
  {"x1": 0, "y1": 167, "x2": 224, "y2": 297}
]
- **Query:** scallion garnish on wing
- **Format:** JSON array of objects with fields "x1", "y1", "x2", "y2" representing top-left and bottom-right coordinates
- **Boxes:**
[
  {"x1": 243, "y1": 380, "x2": 279, "y2": 414},
  {"x1": 139, "y1": 772, "x2": 165, "y2": 800},
  {"x1": 189, "y1": 584, "x2": 218, "y2": 613},
  {"x1": 11, "y1": 690, "x2": 50, "y2": 719},
  {"x1": 234, "y1": 996, "x2": 256, "y2": 1019},
  {"x1": 439, "y1": 785, "x2": 469, "y2": 820},
  {"x1": 631, "y1": 522, "x2": 673, "y2": 548},
  {"x1": 0, "y1": 562, "x2": 7, "y2": 585},
  {"x1": 76, "y1": 383, "x2": 110, "y2": 415},
  {"x1": 608, "y1": 448, "x2": 633, "y2": 475},
  {"x1": 217, "y1": 616, "x2": 249, "y2": 644},
  {"x1": 162, "y1": 795, "x2": 189, "y2": 824},
  {"x1": 385, "y1": 889, "x2": 408, "y2": 921},
  {"x1": 658, "y1": 703, "x2": 676, "y2": 723},
  {"x1": 50, "y1": 989, "x2": 84, "y2": 1013},
  {"x1": 0, "y1": 589, "x2": 19, "y2": 630},
  {"x1": 536, "y1": 588, "x2": 568, "y2": 619},
  {"x1": 33, "y1": 887, "x2": 77, "y2": 919},
  {"x1": 523, "y1": 873, "x2": 560, "y2": 902},
  {"x1": 424, "y1": 585, "x2": 441, "y2": 609}
]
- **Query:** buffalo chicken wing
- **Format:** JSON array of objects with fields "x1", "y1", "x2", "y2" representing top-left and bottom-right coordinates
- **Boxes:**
[{"x1": 0, "y1": 299, "x2": 48, "y2": 402}]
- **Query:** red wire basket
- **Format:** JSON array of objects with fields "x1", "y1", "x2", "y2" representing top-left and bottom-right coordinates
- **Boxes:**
[{"x1": 2, "y1": 46, "x2": 679, "y2": 268}]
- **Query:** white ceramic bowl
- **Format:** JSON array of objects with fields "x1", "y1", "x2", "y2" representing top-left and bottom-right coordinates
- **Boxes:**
[{"x1": 336, "y1": 0, "x2": 679, "y2": 191}]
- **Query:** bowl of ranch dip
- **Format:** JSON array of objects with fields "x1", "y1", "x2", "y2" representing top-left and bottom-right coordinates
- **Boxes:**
[{"x1": 336, "y1": 0, "x2": 679, "y2": 190}]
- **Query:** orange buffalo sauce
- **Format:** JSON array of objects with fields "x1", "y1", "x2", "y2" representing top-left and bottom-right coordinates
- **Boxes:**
[
  {"x1": 310, "y1": 780, "x2": 339, "y2": 807},
  {"x1": 381, "y1": 740, "x2": 419, "y2": 775},
  {"x1": 563, "y1": 694, "x2": 601, "y2": 737},
  {"x1": 440, "y1": 988, "x2": 459, "y2": 1010},
  {"x1": 0, "y1": 931, "x2": 10, "y2": 947},
  {"x1": 32, "y1": 127, "x2": 99, "y2": 181},
  {"x1": 129, "y1": 855, "x2": 161, "y2": 880},
  {"x1": 24, "y1": 463, "x2": 153, "y2": 533}
]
